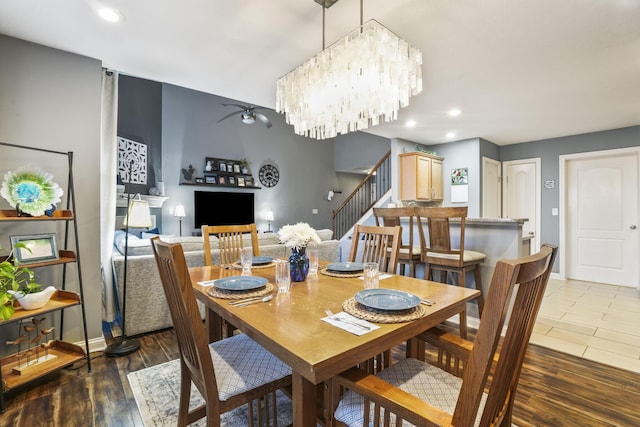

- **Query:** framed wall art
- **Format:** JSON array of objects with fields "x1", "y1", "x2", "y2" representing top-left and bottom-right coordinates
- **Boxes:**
[{"x1": 10, "y1": 233, "x2": 59, "y2": 264}]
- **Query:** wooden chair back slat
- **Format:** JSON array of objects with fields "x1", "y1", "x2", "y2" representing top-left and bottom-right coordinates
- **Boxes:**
[
  {"x1": 201, "y1": 223, "x2": 260, "y2": 266},
  {"x1": 348, "y1": 224, "x2": 402, "y2": 273}
]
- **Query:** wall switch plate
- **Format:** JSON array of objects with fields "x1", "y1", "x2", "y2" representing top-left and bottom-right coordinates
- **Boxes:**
[
  {"x1": 552, "y1": 208, "x2": 558, "y2": 216},
  {"x1": 312, "y1": 209, "x2": 318, "y2": 214}
]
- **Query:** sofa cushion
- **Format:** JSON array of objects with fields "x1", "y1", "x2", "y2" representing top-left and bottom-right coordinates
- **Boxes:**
[
  {"x1": 113, "y1": 230, "x2": 154, "y2": 256},
  {"x1": 317, "y1": 229, "x2": 333, "y2": 241}
]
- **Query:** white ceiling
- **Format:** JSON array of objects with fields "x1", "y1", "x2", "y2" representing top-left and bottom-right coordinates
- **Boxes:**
[{"x1": 1, "y1": 0, "x2": 638, "y2": 145}]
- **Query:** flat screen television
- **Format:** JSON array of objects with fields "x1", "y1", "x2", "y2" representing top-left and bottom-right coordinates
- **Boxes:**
[{"x1": 194, "y1": 191, "x2": 255, "y2": 228}]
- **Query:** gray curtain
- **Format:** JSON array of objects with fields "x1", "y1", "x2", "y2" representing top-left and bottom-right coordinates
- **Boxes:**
[{"x1": 100, "y1": 69, "x2": 119, "y2": 322}]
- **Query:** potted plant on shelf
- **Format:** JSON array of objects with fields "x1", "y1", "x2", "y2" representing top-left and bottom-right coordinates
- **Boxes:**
[
  {"x1": 0, "y1": 243, "x2": 50, "y2": 320},
  {"x1": 240, "y1": 158, "x2": 250, "y2": 174}
]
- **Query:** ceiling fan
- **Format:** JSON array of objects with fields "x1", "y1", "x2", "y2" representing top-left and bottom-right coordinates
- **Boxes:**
[{"x1": 216, "y1": 103, "x2": 272, "y2": 128}]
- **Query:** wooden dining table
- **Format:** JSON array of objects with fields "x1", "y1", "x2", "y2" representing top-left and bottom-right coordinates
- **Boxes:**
[{"x1": 189, "y1": 264, "x2": 479, "y2": 427}]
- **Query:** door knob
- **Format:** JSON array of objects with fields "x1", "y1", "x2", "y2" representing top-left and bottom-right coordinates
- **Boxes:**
[{"x1": 631, "y1": 225, "x2": 637, "y2": 230}]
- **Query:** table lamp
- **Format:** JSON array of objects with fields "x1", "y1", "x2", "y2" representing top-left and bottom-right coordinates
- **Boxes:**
[
  {"x1": 105, "y1": 193, "x2": 152, "y2": 357},
  {"x1": 264, "y1": 209, "x2": 274, "y2": 232},
  {"x1": 174, "y1": 203, "x2": 186, "y2": 236}
]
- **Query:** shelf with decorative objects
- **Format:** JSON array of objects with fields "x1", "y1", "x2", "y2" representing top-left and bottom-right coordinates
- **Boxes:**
[
  {"x1": 180, "y1": 156, "x2": 261, "y2": 189},
  {"x1": 0, "y1": 142, "x2": 91, "y2": 413}
]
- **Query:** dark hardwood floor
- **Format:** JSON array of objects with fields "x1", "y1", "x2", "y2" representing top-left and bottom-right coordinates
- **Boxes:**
[{"x1": 1, "y1": 327, "x2": 639, "y2": 426}]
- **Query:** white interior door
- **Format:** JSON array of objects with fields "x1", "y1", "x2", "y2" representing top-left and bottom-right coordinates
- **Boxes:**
[
  {"x1": 566, "y1": 152, "x2": 639, "y2": 286},
  {"x1": 503, "y1": 159, "x2": 540, "y2": 254},
  {"x1": 482, "y1": 157, "x2": 501, "y2": 218}
]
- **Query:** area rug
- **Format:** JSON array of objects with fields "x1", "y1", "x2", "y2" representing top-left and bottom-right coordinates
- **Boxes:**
[{"x1": 128, "y1": 359, "x2": 293, "y2": 426}]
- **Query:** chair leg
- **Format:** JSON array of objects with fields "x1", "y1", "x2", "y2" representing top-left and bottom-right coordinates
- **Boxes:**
[
  {"x1": 474, "y1": 265, "x2": 485, "y2": 316},
  {"x1": 456, "y1": 270, "x2": 468, "y2": 339}
]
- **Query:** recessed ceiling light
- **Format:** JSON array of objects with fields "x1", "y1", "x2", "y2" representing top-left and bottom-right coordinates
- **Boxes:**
[
  {"x1": 448, "y1": 108, "x2": 461, "y2": 117},
  {"x1": 446, "y1": 132, "x2": 456, "y2": 139},
  {"x1": 98, "y1": 7, "x2": 123, "y2": 23},
  {"x1": 405, "y1": 120, "x2": 416, "y2": 128}
]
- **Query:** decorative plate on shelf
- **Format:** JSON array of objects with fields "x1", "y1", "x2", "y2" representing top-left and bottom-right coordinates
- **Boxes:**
[
  {"x1": 0, "y1": 166, "x2": 64, "y2": 216},
  {"x1": 354, "y1": 289, "x2": 420, "y2": 312}
]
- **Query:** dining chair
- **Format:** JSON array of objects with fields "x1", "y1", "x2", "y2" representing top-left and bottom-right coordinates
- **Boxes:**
[
  {"x1": 347, "y1": 224, "x2": 402, "y2": 373},
  {"x1": 202, "y1": 223, "x2": 260, "y2": 267},
  {"x1": 327, "y1": 244, "x2": 558, "y2": 427},
  {"x1": 415, "y1": 206, "x2": 486, "y2": 337},
  {"x1": 373, "y1": 207, "x2": 422, "y2": 277},
  {"x1": 151, "y1": 237, "x2": 292, "y2": 427},
  {"x1": 348, "y1": 224, "x2": 402, "y2": 274},
  {"x1": 202, "y1": 224, "x2": 261, "y2": 337}
]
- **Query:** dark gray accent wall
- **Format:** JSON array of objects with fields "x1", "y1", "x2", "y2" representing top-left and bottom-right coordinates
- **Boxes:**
[
  {"x1": 160, "y1": 83, "x2": 340, "y2": 235},
  {"x1": 334, "y1": 131, "x2": 391, "y2": 172},
  {"x1": 118, "y1": 75, "x2": 163, "y2": 196},
  {"x1": 499, "y1": 125, "x2": 640, "y2": 250},
  {"x1": 0, "y1": 35, "x2": 103, "y2": 344}
]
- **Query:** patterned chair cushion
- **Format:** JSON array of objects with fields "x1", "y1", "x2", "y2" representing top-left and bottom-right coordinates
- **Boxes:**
[
  {"x1": 210, "y1": 333, "x2": 292, "y2": 401},
  {"x1": 334, "y1": 358, "x2": 488, "y2": 427}
]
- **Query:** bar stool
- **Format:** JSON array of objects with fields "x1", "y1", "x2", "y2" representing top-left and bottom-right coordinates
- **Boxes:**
[
  {"x1": 373, "y1": 207, "x2": 423, "y2": 277},
  {"x1": 415, "y1": 206, "x2": 485, "y2": 338}
]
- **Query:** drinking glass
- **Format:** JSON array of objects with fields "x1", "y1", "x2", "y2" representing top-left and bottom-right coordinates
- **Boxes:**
[
  {"x1": 308, "y1": 249, "x2": 319, "y2": 275},
  {"x1": 240, "y1": 247, "x2": 253, "y2": 275},
  {"x1": 275, "y1": 259, "x2": 291, "y2": 293},
  {"x1": 363, "y1": 262, "x2": 380, "y2": 289}
]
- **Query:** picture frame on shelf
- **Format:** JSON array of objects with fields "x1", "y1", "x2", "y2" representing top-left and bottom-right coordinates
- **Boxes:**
[
  {"x1": 195, "y1": 177, "x2": 205, "y2": 184},
  {"x1": 10, "y1": 233, "x2": 59, "y2": 264},
  {"x1": 229, "y1": 176, "x2": 236, "y2": 185},
  {"x1": 218, "y1": 175, "x2": 226, "y2": 185},
  {"x1": 237, "y1": 177, "x2": 245, "y2": 187},
  {"x1": 246, "y1": 177, "x2": 254, "y2": 187},
  {"x1": 233, "y1": 164, "x2": 241, "y2": 174},
  {"x1": 219, "y1": 162, "x2": 227, "y2": 172},
  {"x1": 227, "y1": 163, "x2": 234, "y2": 173},
  {"x1": 205, "y1": 176, "x2": 216, "y2": 184},
  {"x1": 204, "y1": 157, "x2": 217, "y2": 172}
]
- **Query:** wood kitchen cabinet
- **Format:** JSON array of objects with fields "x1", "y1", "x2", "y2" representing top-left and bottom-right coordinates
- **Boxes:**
[{"x1": 400, "y1": 152, "x2": 444, "y2": 201}]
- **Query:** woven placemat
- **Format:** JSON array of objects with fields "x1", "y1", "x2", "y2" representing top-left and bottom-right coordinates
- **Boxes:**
[
  {"x1": 320, "y1": 268, "x2": 362, "y2": 278},
  {"x1": 231, "y1": 261, "x2": 275, "y2": 270},
  {"x1": 206, "y1": 282, "x2": 274, "y2": 300},
  {"x1": 342, "y1": 298, "x2": 427, "y2": 323}
]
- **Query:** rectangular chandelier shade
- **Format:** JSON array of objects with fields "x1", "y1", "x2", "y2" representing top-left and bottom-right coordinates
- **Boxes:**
[{"x1": 276, "y1": 19, "x2": 422, "y2": 140}]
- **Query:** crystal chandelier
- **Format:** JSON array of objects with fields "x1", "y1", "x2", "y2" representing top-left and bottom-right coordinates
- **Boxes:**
[{"x1": 276, "y1": 14, "x2": 422, "y2": 140}]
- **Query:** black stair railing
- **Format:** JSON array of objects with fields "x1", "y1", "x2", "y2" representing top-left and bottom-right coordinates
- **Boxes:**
[{"x1": 332, "y1": 150, "x2": 391, "y2": 239}]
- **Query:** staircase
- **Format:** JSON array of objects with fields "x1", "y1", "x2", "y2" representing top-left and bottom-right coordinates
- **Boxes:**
[{"x1": 332, "y1": 150, "x2": 391, "y2": 239}]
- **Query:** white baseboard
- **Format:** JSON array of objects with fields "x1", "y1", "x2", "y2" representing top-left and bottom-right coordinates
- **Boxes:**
[{"x1": 75, "y1": 336, "x2": 107, "y2": 353}]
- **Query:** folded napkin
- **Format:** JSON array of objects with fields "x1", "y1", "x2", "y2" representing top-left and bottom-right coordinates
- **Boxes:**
[{"x1": 322, "y1": 312, "x2": 379, "y2": 336}]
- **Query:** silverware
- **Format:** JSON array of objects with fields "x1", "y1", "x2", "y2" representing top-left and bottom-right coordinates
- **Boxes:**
[
  {"x1": 229, "y1": 296, "x2": 264, "y2": 305},
  {"x1": 234, "y1": 295, "x2": 273, "y2": 307},
  {"x1": 420, "y1": 299, "x2": 436, "y2": 306},
  {"x1": 324, "y1": 309, "x2": 372, "y2": 331}
]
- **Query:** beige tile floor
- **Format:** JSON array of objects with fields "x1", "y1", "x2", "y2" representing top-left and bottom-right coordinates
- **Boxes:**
[{"x1": 531, "y1": 278, "x2": 640, "y2": 373}]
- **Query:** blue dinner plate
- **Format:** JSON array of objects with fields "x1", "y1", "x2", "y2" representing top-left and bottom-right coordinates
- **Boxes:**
[
  {"x1": 214, "y1": 276, "x2": 268, "y2": 291},
  {"x1": 252, "y1": 256, "x2": 273, "y2": 265},
  {"x1": 326, "y1": 262, "x2": 364, "y2": 273},
  {"x1": 354, "y1": 289, "x2": 420, "y2": 311}
]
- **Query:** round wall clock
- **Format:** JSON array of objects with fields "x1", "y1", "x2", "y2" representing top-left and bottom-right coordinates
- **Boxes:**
[{"x1": 259, "y1": 164, "x2": 280, "y2": 188}]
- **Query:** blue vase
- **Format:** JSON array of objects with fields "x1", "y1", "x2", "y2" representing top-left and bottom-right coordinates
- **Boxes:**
[{"x1": 289, "y1": 247, "x2": 309, "y2": 282}]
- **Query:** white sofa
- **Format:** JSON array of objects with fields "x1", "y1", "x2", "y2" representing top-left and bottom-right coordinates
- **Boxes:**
[{"x1": 111, "y1": 230, "x2": 340, "y2": 336}]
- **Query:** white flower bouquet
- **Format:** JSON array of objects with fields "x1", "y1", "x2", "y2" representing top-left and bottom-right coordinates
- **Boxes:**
[{"x1": 277, "y1": 222, "x2": 321, "y2": 250}]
